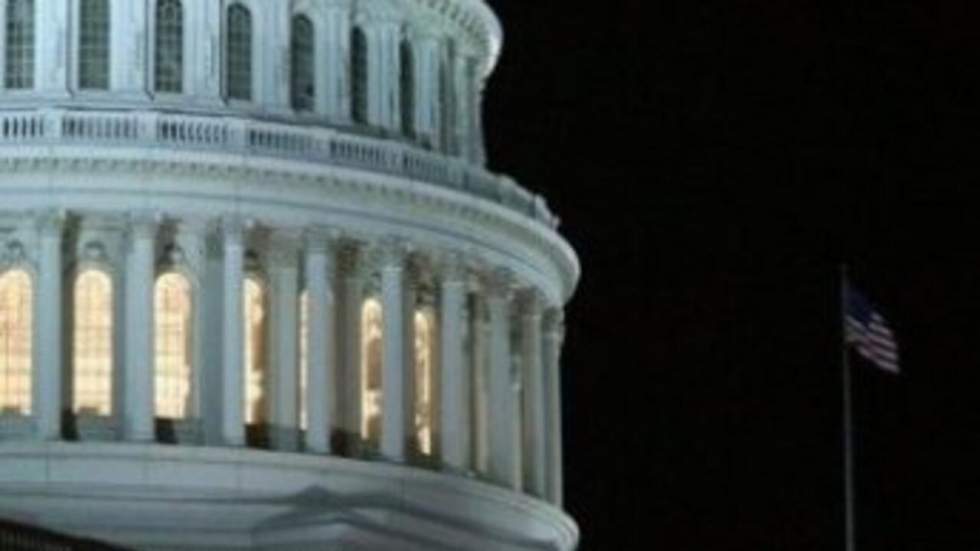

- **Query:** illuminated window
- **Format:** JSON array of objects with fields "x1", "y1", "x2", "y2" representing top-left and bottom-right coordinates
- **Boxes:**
[
  {"x1": 154, "y1": 273, "x2": 192, "y2": 419},
  {"x1": 0, "y1": 270, "x2": 31, "y2": 415},
  {"x1": 155, "y1": 0, "x2": 183, "y2": 93},
  {"x1": 225, "y1": 4, "x2": 252, "y2": 101},
  {"x1": 350, "y1": 27, "x2": 368, "y2": 125},
  {"x1": 290, "y1": 15, "x2": 314, "y2": 111},
  {"x1": 244, "y1": 277, "x2": 267, "y2": 425},
  {"x1": 78, "y1": 0, "x2": 110, "y2": 90},
  {"x1": 361, "y1": 298, "x2": 382, "y2": 444},
  {"x1": 414, "y1": 309, "x2": 435, "y2": 455},
  {"x1": 400, "y1": 41, "x2": 415, "y2": 137},
  {"x1": 73, "y1": 269, "x2": 113, "y2": 416},
  {"x1": 299, "y1": 290, "x2": 308, "y2": 430},
  {"x1": 5, "y1": 0, "x2": 34, "y2": 90}
]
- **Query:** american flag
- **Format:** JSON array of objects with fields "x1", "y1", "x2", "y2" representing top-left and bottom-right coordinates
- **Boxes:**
[{"x1": 844, "y1": 285, "x2": 900, "y2": 374}]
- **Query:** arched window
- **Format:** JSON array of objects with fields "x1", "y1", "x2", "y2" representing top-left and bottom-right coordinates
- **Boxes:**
[
  {"x1": 0, "y1": 270, "x2": 32, "y2": 415},
  {"x1": 350, "y1": 27, "x2": 368, "y2": 125},
  {"x1": 361, "y1": 298, "x2": 382, "y2": 444},
  {"x1": 154, "y1": 272, "x2": 192, "y2": 419},
  {"x1": 400, "y1": 40, "x2": 415, "y2": 137},
  {"x1": 414, "y1": 309, "x2": 435, "y2": 455},
  {"x1": 78, "y1": 0, "x2": 110, "y2": 90},
  {"x1": 5, "y1": 0, "x2": 34, "y2": 89},
  {"x1": 225, "y1": 4, "x2": 252, "y2": 101},
  {"x1": 73, "y1": 269, "x2": 113, "y2": 416},
  {"x1": 299, "y1": 290, "x2": 308, "y2": 430},
  {"x1": 290, "y1": 15, "x2": 314, "y2": 111},
  {"x1": 244, "y1": 277, "x2": 267, "y2": 425},
  {"x1": 155, "y1": 0, "x2": 183, "y2": 93}
]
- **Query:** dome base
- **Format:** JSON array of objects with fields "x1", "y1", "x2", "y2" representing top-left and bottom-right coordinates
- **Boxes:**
[{"x1": 0, "y1": 442, "x2": 577, "y2": 550}]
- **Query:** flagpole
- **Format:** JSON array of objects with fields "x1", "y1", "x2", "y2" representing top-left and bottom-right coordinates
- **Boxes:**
[{"x1": 841, "y1": 264, "x2": 856, "y2": 551}]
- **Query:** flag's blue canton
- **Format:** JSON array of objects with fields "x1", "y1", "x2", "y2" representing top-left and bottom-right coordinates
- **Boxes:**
[{"x1": 845, "y1": 286, "x2": 899, "y2": 373}]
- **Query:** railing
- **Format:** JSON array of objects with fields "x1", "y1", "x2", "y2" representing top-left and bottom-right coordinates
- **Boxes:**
[{"x1": 0, "y1": 109, "x2": 559, "y2": 229}]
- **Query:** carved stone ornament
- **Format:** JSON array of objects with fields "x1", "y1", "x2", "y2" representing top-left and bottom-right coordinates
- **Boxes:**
[
  {"x1": 1, "y1": 240, "x2": 27, "y2": 267},
  {"x1": 82, "y1": 241, "x2": 108, "y2": 263}
]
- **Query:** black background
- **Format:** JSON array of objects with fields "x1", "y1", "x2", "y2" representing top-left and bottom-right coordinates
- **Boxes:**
[{"x1": 483, "y1": 1, "x2": 980, "y2": 549}]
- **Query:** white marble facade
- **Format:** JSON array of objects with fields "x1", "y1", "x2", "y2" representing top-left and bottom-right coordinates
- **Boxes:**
[{"x1": 0, "y1": 1, "x2": 579, "y2": 549}]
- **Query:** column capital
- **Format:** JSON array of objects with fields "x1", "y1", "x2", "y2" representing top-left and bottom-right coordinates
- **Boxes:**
[
  {"x1": 268, "y1": 230, "x2": 303, "y2": 268},
  {"x1": 128, "y1": 211, "x2": 162, "y2": 241},
  {"x1": 304, "y1": 226, "x2": 342, "y2": 256},
  {"x1": 338, "y1": 242, "x2": 364, "y2": 278},
  {"x1": 437, "y1": 250, "x2": 468, "y2": 284},
  {"x1": 517, "y1": 288, "x2": 545, "y2": 319},
  {"x1": 543, "y1": 307, "x2": 566, "y2": 340},
  {"x1": 485, "y1": 268, "x2": 516, "y2": 300},
  {"x1": 35, "y1": 209, "x2": 67, "y2": 238},
  {"x1": 376, "y1": 237, "x2": 411, "y2": 271},
  {"x1": 221, "y1": 216, "x2": 254, "y2": 246}
]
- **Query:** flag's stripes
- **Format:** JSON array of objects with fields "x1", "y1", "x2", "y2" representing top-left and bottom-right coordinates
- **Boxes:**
[{"x1": 845, "y1": 288, "x2": 900, "y2": 374}]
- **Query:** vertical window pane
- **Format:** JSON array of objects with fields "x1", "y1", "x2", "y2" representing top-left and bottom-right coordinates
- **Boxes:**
[
  {"x1": 154, "y1": 273, "x2": 192, "y2": 419},
  {"x1": 361, "y1": 298, "x2": 382, "y2": 444},
  {"x1": 290, "y1": 15, "x2": 314, "y2": 111},
  {"x1": 414, "y1": 310, "x2": 433, "y2": 455},
  {"x1": 155, "y1": 0, "x2": 183, "y2": 93},
  {"x1": 78, "y1": 0, "x2": 110, "y2": 90},
  {"x1": 0, "y1": 270, "x2": 32, "y2": 415},
  {"x1": 225, "y1": 4, "x2": 251, "y2": 101},
  {"x1": 351, "y1": 27, "x2": 368, "y2": 125},
  {"x1": 244, "y1": 278, "x2": 266, "y2": 424},
  {"x1": 5, "y1": 0, "x2": 34, "y2": 90},
  {"x1": 73, "y1": 270, "x2": 113, "y2": 416},
  {"x1": 400, "y1": 41, "x2": 415, "y2": 137}
]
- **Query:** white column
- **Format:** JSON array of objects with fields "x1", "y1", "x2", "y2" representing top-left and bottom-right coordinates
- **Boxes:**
[
  {"x1": 472, "y1": 296, "x2": 490, "y2": 474},
  {"x1": 111, "y1": 0, "x2": 148, "y2": 96},
  {"x1": 323, "y1": 3, "x2": 351, "y2": 123},
  {"x1": 543, "y1": 307, "x2": 566, "y2": 506},
  {"x1": 339, "y1": 245, "x2": 363, "y2": 454},
  {"x1": 439, "y1": 253, "x2": 469, "y2": 471},
  {"x1": 487, "y1": 270, "x2": 520, "y2": 489},
  {"x1": 35, "y1": 211, "x2": 65, "y2": 440},
  {"x1": 35, "y1": 0, "x2": 69, "y2": 96},
  {"x1": 269, "y1": 234, "x2": 300, "y2": 451},
  {"x1": 521, "y1": 291, "x2": 548, "y2": 498},
  {"x1": 380, "y1": 240, "x2": 409, "y2": 461},
  {"x1": 123, "y1": 213, "x2": 159, "y2": 442},
  {"x1": 414, "y1": 34, "x2": 439, "y2": 146},
  {"x1": 189, "y1": 0, "x2": 221, "y2": 101},
  {"x1": 304, "y1": 229, "x2": 337, "y2": 454},
  {"x1": 452, "y1": 48, "x2": 471, "y2": 159},
  {"x1": 261, "y1": 0, "x2": 290, "y2": 113},
  {"x1": 221, "y1": 218, "x2": 247, "y2": 446},
  {"x1": 381, "y1": 21, "x2": 401, "y2": 132}
]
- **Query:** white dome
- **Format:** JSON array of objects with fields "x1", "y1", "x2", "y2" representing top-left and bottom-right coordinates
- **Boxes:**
[{"x1": 0, "y1": 0, "x2": 577, "y2": 549}]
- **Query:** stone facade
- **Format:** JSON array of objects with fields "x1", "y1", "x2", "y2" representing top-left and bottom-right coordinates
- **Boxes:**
[{"x1": 0, "y1": 1, "x2": 579, "y2": 549}]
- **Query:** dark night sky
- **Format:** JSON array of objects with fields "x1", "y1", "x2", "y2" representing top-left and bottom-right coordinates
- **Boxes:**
[{"x1": 483, "y1": 1, "x2": 980, "y2": 549}]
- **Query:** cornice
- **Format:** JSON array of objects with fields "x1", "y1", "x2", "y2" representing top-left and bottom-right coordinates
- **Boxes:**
[{"x1": 0, "y1": 149, "x2": 580, "y2": 303}]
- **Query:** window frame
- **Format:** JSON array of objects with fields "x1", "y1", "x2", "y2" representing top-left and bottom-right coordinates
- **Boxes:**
[
  {"x1": 153, "y1": 269, "x2": 196, "y2": 421},
  {"x1": 70, "y1": 265, "x2": 116, "y2": 418},
  {"x1": 74, "y1": 0, "x2": 111, "y2": 92},
  {"x1": 0, "y1": 264, "x2": 35, "y2": 418},
  {"x1": 223, "y1": 2, "x2": 253, "y2": 103},
  {"x1": 3, "y1": 0, "x2": 35, "y2": 91},
  {"x1": 289, "y1": 13, "x2": 315, "y2": 113},
  {"x1": 151, "y1": 0, "x2": 185, "y2": 96}
]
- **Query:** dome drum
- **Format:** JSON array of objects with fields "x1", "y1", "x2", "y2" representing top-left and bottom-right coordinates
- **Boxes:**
[{"x1": 0, "y1": 0, "x2": 579, "y2": 549}]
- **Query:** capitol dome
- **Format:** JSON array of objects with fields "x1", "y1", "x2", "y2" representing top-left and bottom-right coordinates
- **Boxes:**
[{"x1": 0, "y1": 0, "x2": 579, "y2": 549}]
